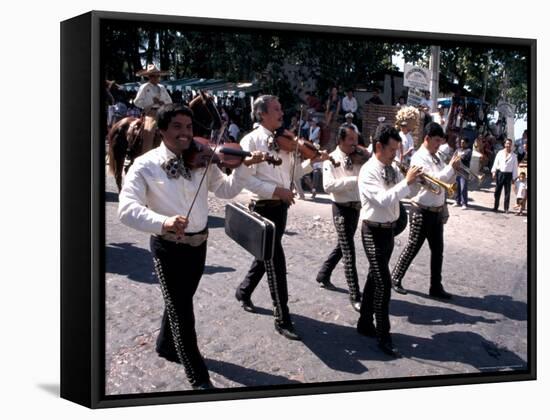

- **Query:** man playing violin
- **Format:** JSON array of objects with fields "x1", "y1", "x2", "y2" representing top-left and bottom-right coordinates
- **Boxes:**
[
  {"x1": 118, "y1": 103, "x2": 265, "y2": 390},
  {"x1": 315, "y1": 127, "x2": 365, "y2": 312},
  {"x1": 234, "y1": 95, "x2": 303, "y2": 341}
]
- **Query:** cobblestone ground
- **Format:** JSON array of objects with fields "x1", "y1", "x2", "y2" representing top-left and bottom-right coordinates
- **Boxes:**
[{"x1": 105, "y1": 171, "x2": 528, "y2": 395}]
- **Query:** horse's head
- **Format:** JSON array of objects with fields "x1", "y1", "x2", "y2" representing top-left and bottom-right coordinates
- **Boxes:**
[{"x1": 189, "y1": 91, "x2": 223, "y2": 137}]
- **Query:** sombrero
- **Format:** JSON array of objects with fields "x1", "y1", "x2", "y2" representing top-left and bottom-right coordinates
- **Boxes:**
[{"x1": 136, "y1": 64, "x2": 170, "y2": 77}]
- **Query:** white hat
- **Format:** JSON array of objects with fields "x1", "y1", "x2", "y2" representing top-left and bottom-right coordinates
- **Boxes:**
[
  {"x1": 136, "y1": 64, "x2": 170, "y2": 77},
  {"x1": 345, "y1": 112, "x2": 354, "y2": 119}
]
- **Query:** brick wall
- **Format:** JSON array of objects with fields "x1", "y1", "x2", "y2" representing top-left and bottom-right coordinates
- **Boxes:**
[{"x1": 362, "y1": 104, "x2": 424, "y2": 147}]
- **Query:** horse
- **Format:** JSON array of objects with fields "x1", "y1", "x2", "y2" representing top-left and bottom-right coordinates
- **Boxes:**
[
  {"x1": 107, "y1": 115, "x2": 162, "y2": 192},
  {"x1": 107, "y1": 91, "x2": 223, "y2": 192}
]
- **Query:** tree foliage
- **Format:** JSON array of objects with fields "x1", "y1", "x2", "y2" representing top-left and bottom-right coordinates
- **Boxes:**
[{"x1": 103, "y1": 24, "x2": 528, "y2": 117}]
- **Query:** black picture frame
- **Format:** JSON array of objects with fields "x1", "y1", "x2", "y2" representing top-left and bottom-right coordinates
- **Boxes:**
[{"x1": 61, "y1": 10, "x2": 536, "y2": 409}]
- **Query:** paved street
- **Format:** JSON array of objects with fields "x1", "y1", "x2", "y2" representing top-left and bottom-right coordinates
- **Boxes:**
[{"x1": 105, "y1": 170, "x2": 528, "y2": 395}]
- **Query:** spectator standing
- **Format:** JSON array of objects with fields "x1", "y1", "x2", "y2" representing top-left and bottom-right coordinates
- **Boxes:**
[
  {"x1": 514, "y1": 130, "x2": 528, "y2": 163},
  {"x1": 325, "y1": 87, "x2": 341, "y2": 126},
  {"x1": 367, "y1": 88, "x2": 384, "y2": 105},
  {"x1": 341, "y1": 89, "x2": 358, "y2": 117},
  {"x1": 454, "y1": 138, "x2": 472, "y2": 209},
  {"x1": 228, "y1": 119, "x2": 240, "y2": 141},
  {"x1": 396, "y1": 120, "x2": 415, "y2": 164},
  {"x1": 491, "y1": 138, "x2": 518, "y2": 213},
  {"x1": 341, "y1": 112, "x2": 360, "y2": 134}
]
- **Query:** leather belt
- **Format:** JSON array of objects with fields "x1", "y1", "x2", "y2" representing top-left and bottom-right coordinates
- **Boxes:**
[
  {"x1": 158, "y1": 228, "x2": 209, "y2": 246},
  {"x1": 412, "y1": 202, "x2": 444, "y2": 213},
  {"x1": 363, "y1": 220, "x2": 397, "y2": 229},
  {"x1": 335, "y1": 201, "x2": 361, "y2": 210},
  {"x1": 251, "y1": 199, "x2": 284, "y2": 208}
]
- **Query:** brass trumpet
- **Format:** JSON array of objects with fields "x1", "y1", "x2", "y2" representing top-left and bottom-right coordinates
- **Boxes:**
[
  {"x1": 394, "y1": 160, "x2": 456, "y2": 196},
  {"x1": 437, "y1": 149, "x2": 484, "y2": 182}
]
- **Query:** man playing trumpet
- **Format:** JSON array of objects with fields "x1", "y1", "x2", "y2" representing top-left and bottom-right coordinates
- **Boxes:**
[{"x1": 391, "y1": 122, "x2": 461, "y2": 299}]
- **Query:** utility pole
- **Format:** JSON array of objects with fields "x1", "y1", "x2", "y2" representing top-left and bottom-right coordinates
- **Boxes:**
[{"x1": 429, "y1": 45, "x2": 440, "y2": 112}]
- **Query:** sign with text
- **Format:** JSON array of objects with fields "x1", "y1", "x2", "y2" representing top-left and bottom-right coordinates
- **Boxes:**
[
  {"x1": 407, "y1": 87, "x2": 424, "y2": 107},
  {"x1": 404, "y1": 64, "x2": 431, "y2": 90}
]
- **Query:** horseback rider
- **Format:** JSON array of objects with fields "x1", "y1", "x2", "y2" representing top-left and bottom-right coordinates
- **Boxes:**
[{"x1": 134, "y1": 64, "x2": 173, "y2": 154}]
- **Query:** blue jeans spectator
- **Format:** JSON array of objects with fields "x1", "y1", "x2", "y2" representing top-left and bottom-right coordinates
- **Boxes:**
[{"x1": 455, "y1": 175, "x2": 468, "y2": 207}]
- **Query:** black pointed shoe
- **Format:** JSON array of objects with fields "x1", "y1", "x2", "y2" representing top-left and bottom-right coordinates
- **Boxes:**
[
  {"x1": 392, "y1": 280, "x2": 408, "y2": 295},
  {"x1": 236, "y1": 292, "x2": 256, "y2": 312},
  {"x1": 429, "y1": 286, "x2": 452, "y2": 300},
  {"x1": 357, "y1": 322, "x2": 376, "y2": 338},
  {"x1": 378, "y1": 339, "x2": 402, "y2": 358},
  {"x1": 318, "y1": 280, "x2": 337, "y2": 291},
  {"x1": 192, "y1": 380, "x2": 215, "y2": 390},
  {"x1": 275, "y1": 323, "x2": 301, "y2": 341}
]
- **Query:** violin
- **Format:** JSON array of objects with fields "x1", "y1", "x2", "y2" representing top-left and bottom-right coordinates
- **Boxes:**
[
  {"x1": 274, "y1": 128, "x2": 341, "y2": 167},
  {"x1": 184, "y1": 137, "x2": 282, "y2": 170},
  {"x1": 349, "y1": 144, "x2": 371, "y2": 165}
]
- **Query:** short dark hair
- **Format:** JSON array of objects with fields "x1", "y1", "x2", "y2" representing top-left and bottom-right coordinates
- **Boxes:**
[
  {"x1": 423, "y1": 122, "x2": 445, "y2": 138},
  {"x1": 373, "y1": 124, "x2": 401, "y2": 149},
  {"x1": 338, "y1": 126, "x2": 353, "y2": 142},
  {"x1": 156, "y1": 103, "x2": 194, "y2": 130}
]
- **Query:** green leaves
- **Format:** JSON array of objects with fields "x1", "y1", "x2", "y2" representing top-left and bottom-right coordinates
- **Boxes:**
[{"x1": 103, "y1": 25, "x2": 528, "y2": 118}]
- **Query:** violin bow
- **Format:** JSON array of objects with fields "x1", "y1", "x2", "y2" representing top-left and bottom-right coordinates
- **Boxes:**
[
  {"x1": 185, "y1": 110, "x2": 228, "y2": 220},
  {"x1": 289, "y1": 104, "x2": 304, "y2": 191}
]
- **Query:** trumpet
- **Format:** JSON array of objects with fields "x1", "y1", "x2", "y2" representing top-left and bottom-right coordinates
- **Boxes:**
[
  {"x1": 437, "y1": 149, "x2": 484, "y2": 182},
  {"x1": 394, "y1": 160, "x2": 456, "y2": 196}
]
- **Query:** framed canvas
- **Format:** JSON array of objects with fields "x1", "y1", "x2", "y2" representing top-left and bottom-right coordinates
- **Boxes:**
[{"x1": 61, "y1": 10, "x2": 536, "y2": 409}]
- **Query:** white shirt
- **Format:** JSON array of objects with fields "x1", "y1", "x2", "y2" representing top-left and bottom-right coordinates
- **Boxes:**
[
  {"x1": 322, "y1": 147, "x2": 361, "y2": 203},
  {"x1": 432, "y1": 112, "x2": 446, "y2": 127},
  {"x1": 420, "y1": 98, "x2": 433, "y2": 111},
  {"x1": 358, "y1": 156, "x2": 411, "y2": 223},
  {"x1": 409, "y1": 145, "x2": 456, "y2": 207},
  {"x1": 118, "y1": 142, "x2": 252, "y2": 234},
  {"x1": 492, "y1": 149, "x2": 518, "y2": 179},
  {"x1": 515, "y1": 179, "x2": 527, "y2": 199},
  {"x1": 134, "y1": 82, "x2": 173, "y2": 111},
  {"x1": 341, "y1": 96, "x2": 358, "y2": 113},
  {"x1": 309, "y1": 126, "x2": 320, "y2": 144},
  {"x1": 438, "y1": 143, "x2": 453, "y2": 162},
  {"x1": 228, "y1": 123, "x2": 240, "y2": 140},
  {"x1": 397, "y1": 131, "x2": 415, "y2": 162},
  {"x1": 240, "y1": 125, "x2": 295, "y2": 201}
]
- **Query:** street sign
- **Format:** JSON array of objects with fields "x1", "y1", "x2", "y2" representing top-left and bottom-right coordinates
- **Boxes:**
[
  {"x1": 407, "y1": 87, "x2": 424, "y2": 106},
  {"x1": 404, "y1": 64, "x2": 431, "y2": 90}
]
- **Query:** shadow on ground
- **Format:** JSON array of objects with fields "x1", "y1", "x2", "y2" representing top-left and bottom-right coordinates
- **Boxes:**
[{"x1": 206, "y1": 358, "x2": 302, "y2": 387}]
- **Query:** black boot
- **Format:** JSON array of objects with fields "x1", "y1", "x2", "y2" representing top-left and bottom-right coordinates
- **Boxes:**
[{"x1": 392, "y1": 279, "x2": 408, "y2": 295}]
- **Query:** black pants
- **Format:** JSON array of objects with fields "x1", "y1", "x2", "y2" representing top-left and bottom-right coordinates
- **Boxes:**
[
  {"x1": 236, "y1": 202, "x2": 291, "y2": 326},
  {"x1": 151, "y1": 236, "x2": 210, "y2": 386},
  {"x1": 316, "y1": 202, "x2": 361, "y2": 302},
  {"x1": 391, "y1": 207, "x2": 445, "y2": 290},
  {"x1": 358, "y1": 224, "x2": 394, "y2": 341},
  {"x1": 494, "y1": 170, "x2": 513, "y2": 211}
]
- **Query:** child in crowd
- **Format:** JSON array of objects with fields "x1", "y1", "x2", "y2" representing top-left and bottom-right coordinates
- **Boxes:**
[{"x1": 514, "y1": 171, "x2": 527, "y2": 215}]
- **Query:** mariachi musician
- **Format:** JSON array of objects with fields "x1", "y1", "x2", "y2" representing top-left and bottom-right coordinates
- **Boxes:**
[
  {"x1": 234, "y1": 95, "x2": 303, "y2": 341},
  {"x1": 118, "y1": 103, "x2": 265, "y2": 390},
  {"x1": 315, "y1": 126, "x2": 367, "y2": 312},
  {"x1": 391, "y1": 122, "x2": 461, "y2": 299},
  {"x1": 356, "y1": 124, "x2": 422, "y2": 357}
]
